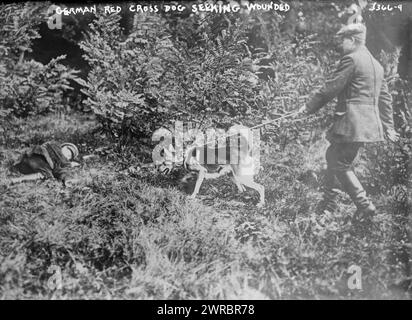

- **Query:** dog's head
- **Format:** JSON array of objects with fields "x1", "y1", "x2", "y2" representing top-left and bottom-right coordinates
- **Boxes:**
[
  {"x1": 179, "y1": 171, "x2": 198, "y2": 194},
  {"x1": 154, "y1": 144, "x2": 177, "y2": 175}
]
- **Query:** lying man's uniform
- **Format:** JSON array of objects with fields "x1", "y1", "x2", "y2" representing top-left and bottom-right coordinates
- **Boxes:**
[
  {"x1": 305, "y1": 24, "x2": 395, "y2": 218},
  {"x1": 11, "y1": 141, "x2": 79, "y2": 185}
]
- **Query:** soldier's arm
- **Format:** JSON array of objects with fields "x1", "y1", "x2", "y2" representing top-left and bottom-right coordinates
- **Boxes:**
[
  {"x1": 306, "y1": 55, "x2": 355, "y2": 114},
  {"x1": 378, "y1": 77, "x2": 395, "y2": 132},
  {"x1": 8, "y1": 173, "x2": 44, "y2": 184}
]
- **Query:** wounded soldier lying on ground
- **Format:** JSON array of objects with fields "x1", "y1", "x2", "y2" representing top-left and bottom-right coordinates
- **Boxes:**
[{"x1": 8, "y1": 141, "x2": 80, "y2": 186}]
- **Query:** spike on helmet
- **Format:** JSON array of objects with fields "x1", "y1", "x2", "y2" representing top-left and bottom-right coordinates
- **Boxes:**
[{"x1": 61, "y1": 143, "x2": 79, "y2": 160}]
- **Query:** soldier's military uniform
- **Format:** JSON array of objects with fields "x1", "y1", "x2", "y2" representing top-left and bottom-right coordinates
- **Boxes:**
[
  {"x1": 12, "y1": 141, "x2": 79, "y2": 185},
  {"x1": 306, "y1": 24, "x2": 395, "y2": 217}
]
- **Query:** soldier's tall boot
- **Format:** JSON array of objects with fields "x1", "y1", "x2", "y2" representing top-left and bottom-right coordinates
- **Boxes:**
[
  {"x1": 335, "y1": 170, "x2": 376, "y2": 222},
  {"x1": 318, "y1": 170, "x2": 340, "y2": 215},
  {"x1": 312, "y1": 169, "x2": 342, "y2": 230}
]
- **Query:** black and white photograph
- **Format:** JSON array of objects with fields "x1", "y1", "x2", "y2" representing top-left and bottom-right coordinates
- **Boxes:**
[{"x1": 0, "y1": 0, "x2": 411, "y2": 302}]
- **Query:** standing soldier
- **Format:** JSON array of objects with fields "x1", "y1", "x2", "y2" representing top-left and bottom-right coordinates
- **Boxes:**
[{"x1": 299, "y1": 23, "x2": 399, "y2": 223}]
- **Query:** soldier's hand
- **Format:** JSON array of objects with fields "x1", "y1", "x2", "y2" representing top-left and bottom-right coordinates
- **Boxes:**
[
  {"x1": 385, "y1": 128, "x2": 399, "y2": 143},
  {"x1": 70, "y1": 161, "x2": 81, "y2": 168},
  {"x1": 297, "y1": 105, "x2": 307, "y2": 116}
]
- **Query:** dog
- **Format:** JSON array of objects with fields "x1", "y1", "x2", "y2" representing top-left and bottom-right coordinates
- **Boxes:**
[{"x1": 181, "y1": 125, "x2": 265, "y2": 207}]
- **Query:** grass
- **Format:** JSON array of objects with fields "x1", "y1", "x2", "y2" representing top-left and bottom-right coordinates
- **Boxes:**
[{"x1": 0, "y1": 113, "x2": 411, "y2": 299}]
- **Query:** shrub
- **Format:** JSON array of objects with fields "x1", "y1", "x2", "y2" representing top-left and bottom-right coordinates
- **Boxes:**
[
  {"x1": 78, "y1": 12, "x2": 177, "y2": 144},
  {"x1": 163, "y1": 12, "x2": 265, "y2": 129},
  {"x1": 1, "y1": 56, "x2": 79, "y2": 118},
  {"x1": 79, "y1": 11, "x2": 265, "y2": 144},
  {"x1": 0, "y1": 3, "x2": 79, "y2": 121}
]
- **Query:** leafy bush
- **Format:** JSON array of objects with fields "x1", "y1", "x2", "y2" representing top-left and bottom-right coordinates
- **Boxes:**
[
  {"x1": 1, "y1": 56, "x2": 79, "y2": 118},
  {"x1": 0, "y1": 3, "x2": 79, "y2": 122},
  {"x1": 78, "y1": 12, "x2": 177, "y2": 143},
  {"x1": 164, "y1": 12, "x2": 264, "y2": 129},
  {"x1": 79, "y1": 12, "x2": 263, "y2": 143}
]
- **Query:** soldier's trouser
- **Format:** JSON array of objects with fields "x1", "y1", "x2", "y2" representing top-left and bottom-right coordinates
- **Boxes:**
[
  {"x1": 322, "y1": 142, "x2": 372, "y2": 212},
  {"x1": 13, "y1": 154, "x2": 69, "y2": 182}
]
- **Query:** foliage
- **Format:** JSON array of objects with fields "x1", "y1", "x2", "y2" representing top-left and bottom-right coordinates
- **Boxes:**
[
  {"x1": 1, "y1": 56, "x2": 80, "y2": 117},
  {"x1": 0, "y1": 3, "x2": 79, "y2": 123},
  {"x1": 78, "y1": 10, "x2": 268, "y2": 142},
  {"x1": 165, "y1": 11, "x2": 264, "y2": 129},
  {"x1": 78, "y1": 12, "x2": 178, "y2": 143}
]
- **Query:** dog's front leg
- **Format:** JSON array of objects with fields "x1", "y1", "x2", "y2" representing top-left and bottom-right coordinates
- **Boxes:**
[
  {"x1": 230, "y1": 173, "x2": 245, "y2": 193},
  {"x1": 190, "y1": 168, "x2": 206, "y2": 198},
  {"x1": 237, "y1": 176, "x2": 265, "y2": 208},
  {"x1": 252, "y1": 182, "x2": 265, "y2": 208}
]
